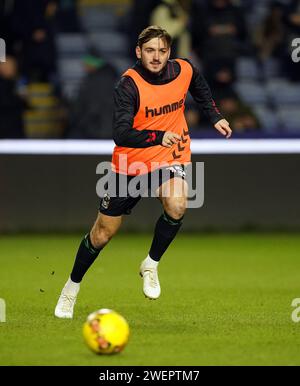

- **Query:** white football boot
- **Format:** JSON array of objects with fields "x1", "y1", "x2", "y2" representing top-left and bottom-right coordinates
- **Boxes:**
[
  {"x1": 139, "y1": 256, "x2": 161, "y2": 300},
  {"x1": 54, "y1": 278, "x2": 80, "y2": 319}
]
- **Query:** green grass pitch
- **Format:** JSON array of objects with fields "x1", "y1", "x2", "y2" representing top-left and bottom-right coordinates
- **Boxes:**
[{"x1": 0, "y1": 232, "x2": 300, "y2": 366}]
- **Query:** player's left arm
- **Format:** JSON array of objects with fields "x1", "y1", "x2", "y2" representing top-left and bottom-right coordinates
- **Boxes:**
[
  {"x1": 214, "y1": 118, "x2": 232, "y2": 139},
  {"x1": 183, "y1": 59, "x2": 232, "y2": 139}
]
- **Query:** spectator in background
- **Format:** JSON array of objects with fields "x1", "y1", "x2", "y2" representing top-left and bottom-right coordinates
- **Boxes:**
[
  {"x1": 12, "y1": 0, "x2": 57, "y2": 82},
  {"x1": 68, "y1": 51, "x2": 117, "y2": 139},
  {"x1": 0, "y1": 56, "x2": 26, "y2": 138},
  {"x1": 55, "y1": 0, "x2": 81, "y2": 33},
  {"x1": 150, "y1": 0, "x2": 191, "y2": 57},
  {"x1": 191, "y1": 0, "x2": 247, "y2": 73},
  {"x1": 216, "y1": 89, "x2": 260, "y2": 133},
  {"x1": 254, "y1": 1, "x2": 285, "y2": 61},
  {"x1": 127, "y1": 0, "x2": 160, "y2": 59},
  {"x1": 186, "y1": 59, "x2": 236, "y2": 132},
  {"x1": 186, "y1": 80, "x2": 260, "y2": 134},
  {"x1": 284, "y1": 0, "x2": 300, "y2": 34},
  {"x1": 0, "y1": 0, "x2": 18, "y2": 55},
  {"x1": 205, "y1": 60, "x2": 235, "y2": 94},
  {"x1": 186, "y1": 91, "x2": 260, "y2": 134}
]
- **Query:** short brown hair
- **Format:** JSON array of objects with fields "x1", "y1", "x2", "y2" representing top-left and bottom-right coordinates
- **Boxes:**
[{"x1": 137, "y1": 26, "x2": 172, "y2": 49}]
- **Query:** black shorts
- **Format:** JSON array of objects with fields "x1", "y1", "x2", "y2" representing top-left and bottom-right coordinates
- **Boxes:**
[{"x1": 99, "y1": 165, "x2": 186, "y2": 217}]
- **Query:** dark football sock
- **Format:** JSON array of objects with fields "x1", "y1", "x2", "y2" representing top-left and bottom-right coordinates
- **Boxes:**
[
  {"x1": 70, "y1": 233, "x2": 102, "y2": 283},
  {"x1": 149, "y1": 211, "x2": 184, "y2": 262}
]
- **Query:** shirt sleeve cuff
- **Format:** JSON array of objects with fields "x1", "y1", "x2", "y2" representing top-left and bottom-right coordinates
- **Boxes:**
[
  {"x1": 211, "y1": 114, "x2": 224, "y2": 125},
  {"x1": 154, "y1": 131, "x2": 165, "y2": 145}
]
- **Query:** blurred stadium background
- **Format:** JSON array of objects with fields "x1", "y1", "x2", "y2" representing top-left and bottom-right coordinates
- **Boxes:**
[
  {"x1": 0, "y1": 0, "x2": 300, "y2": 232},
  {"x1": 1, "y1": 0, "x2": 300, "y2": 367},
  {"x1": 1, "y1": 0, "x2": 300, "y2": 139}
]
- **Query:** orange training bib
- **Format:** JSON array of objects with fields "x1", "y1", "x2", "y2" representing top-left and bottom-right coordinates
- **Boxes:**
[{"x1": 112, "y1": 59, "x2": 193, "y2": 175}]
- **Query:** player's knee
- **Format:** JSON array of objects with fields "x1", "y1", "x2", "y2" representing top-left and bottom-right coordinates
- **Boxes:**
[
  {"x1": 164, "y1": 198, "x2": 187, "y2": 220},
  {"x1": 91, "y1": 227, "x2": 114, "y2": 249}
]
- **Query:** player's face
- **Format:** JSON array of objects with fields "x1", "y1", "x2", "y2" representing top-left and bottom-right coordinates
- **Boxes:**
[{"x1": 136, "y1": 38, "x2": 171, "y2": 74}]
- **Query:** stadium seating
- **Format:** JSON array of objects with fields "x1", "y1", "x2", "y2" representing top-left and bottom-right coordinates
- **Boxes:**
[
  {"x1": 266, "y1": 79, "x2": 300, "y2": 105},
  {"x1": 80, "y1": 7, "x2": 119, "y2": 32},
  {"x1": 58, "y1": 58, "x2": 85, "y2": 81},
  {"x1": 23, "y1": 83, "x2": 64, "y2": 138},
  {"x1": 262, "y1": 58, "x2": 281, "y2": 79},
  {"x1": 54, "y1": 0, "x2": 299, "y2": 135},
  {"x1": 234, "y1": 81, "x2": 268, "y2": 105},
  {"x1": 88, "y1": 31, "x2": 129, "y2": 58},
  {"x1": 277, "y1": 107, "x2": 300, "y2": 133},
  {"x1": 252, "y1": 105, "x2": 279, "y2": 133},
  {"x1": 58, "y1": 58, "x2": 86, "y2": 99},
  {"x1": 56, "y1": 34, "x2": 88, "y2": 58},
  {"x1": 236, "y1": 57, "x2": 260, "y2": 80},
  {"x1": 110, "y1": 56, "x2": 134, "y2": 75}
]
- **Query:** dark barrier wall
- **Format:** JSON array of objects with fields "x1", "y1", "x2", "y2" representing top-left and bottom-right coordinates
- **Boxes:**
[{"x1": 0, "y1": 154, "x2": 299, "y2": 232}]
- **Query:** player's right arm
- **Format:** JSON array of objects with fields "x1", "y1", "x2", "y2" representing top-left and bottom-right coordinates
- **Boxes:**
[{"x1": 113, "y1": 77, "x2": 179, "y2": 148}]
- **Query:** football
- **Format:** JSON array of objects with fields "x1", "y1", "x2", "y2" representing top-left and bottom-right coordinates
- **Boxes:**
[{"x1": 82, "y1": 308, "x2": 130, "y2": 355}]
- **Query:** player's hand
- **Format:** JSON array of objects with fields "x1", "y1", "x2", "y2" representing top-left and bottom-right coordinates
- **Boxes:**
[
  {"x1": 162, "y1": 132, "x2": 181, "y2": 148},
  {"x1": 214, "y1": 119, "x2": 232, "y2": 139}
]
